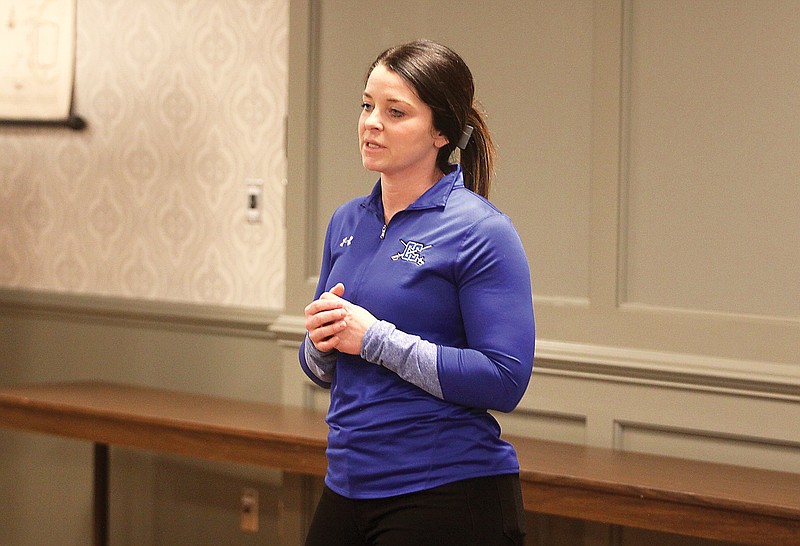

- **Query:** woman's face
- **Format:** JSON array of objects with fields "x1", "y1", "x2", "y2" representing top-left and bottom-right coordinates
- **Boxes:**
[{"x1": 359, "y1": 64, "x2": 448, "y2": 179}]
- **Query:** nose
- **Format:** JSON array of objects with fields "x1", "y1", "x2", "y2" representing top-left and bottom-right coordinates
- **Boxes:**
[{"x1": 363, "y1": 108, "x2": 383, "y2": 131}]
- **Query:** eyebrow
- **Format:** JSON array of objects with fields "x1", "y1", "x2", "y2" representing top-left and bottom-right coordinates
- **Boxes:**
[{"x1": 362, "y1": 92, "x2": 414, "y2": 107}]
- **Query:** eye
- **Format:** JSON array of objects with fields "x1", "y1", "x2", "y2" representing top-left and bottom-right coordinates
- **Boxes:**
[
  {"x1": 389, "y1": 108, "x2": 405, "y2": 118},
  {"x1": 361, "y1": 102, "x2": 373, "y2": 112}
]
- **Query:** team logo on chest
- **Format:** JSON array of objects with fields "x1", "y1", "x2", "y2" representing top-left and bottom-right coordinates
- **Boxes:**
[{"x1": 391, "y1": 239, "x2": 432, "y2": 266}]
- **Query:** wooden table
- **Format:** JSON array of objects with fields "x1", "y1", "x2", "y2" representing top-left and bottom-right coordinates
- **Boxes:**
[
  {"x1": 0, "y1": 381, "x2": 798, "y2": 545},
  {"x1": 0, "y1": 381, "x2": 329, "y2": 546},
  {"x1": 513, "y1": 437, "x2": 800, "y2": 545}
]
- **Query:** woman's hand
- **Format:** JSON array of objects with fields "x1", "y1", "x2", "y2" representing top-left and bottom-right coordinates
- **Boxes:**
[{"x1": 304, "y1": 283, "x2": 377, "y2": 355}]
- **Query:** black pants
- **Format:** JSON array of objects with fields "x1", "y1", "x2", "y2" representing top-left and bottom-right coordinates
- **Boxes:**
[{"x1": 304, "y1": 474, "x2": 526, "y2": 546}]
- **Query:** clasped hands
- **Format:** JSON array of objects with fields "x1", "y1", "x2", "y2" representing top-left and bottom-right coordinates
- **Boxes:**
[{"x1": 304, "y1": 283, "x2": 377, "y2": 355}]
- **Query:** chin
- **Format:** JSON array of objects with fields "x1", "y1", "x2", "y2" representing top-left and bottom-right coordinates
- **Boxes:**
[{"x1": 361, "y1": 158, "x2": 382, "y2": 173}]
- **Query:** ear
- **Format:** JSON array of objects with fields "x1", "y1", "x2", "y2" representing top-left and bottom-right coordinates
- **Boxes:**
[{"x1": 433, "y1": 130, "x2": 449, "y2": 149}]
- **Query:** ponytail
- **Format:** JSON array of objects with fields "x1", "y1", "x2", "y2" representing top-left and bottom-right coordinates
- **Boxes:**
[
  {"x1": 459, "y1": 105, "x2": 495, "y2": 199},
  {"x1": 436, "y1": 104, "x2": 495, "y2": 199}
]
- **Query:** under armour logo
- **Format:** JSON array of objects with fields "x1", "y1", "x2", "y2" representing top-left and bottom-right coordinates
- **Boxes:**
[
  {"x1": 339, "y1": 236, "x2": 353, "y2": 247},
  {"x1": 391, "y1": 239, "x2": 431, "y2": 266}
]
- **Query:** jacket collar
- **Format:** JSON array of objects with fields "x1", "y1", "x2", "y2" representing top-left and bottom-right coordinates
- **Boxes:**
[{"x1": 362, "y1": 164, "x2": 464, "y2": 216}]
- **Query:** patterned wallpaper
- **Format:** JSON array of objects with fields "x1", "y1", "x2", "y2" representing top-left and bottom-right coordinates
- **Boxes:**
[{"x1": 0, "y1": 0, "x2": 288, "y2": 309}]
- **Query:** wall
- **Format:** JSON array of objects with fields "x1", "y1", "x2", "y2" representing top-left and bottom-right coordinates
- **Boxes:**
[
  {"x1": 277, "y1": 0, "x2": 800, "y2": 544},
  {"x1": 0, "y1": 295, "x2": 290, "y2": 545},
  {"x1": 0, "y1": 0, "x2": 287, "y2": 308},
  {"x1": 0, "y1": 0, "x2": 290, "y2": 544}
]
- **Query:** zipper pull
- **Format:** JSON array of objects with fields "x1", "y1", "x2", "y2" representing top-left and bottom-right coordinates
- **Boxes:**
[{"x1": 380, "y1": 224, "x2": 387, "y2": 239}]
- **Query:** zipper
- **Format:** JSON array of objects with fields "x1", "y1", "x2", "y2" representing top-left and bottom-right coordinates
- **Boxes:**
[{"x1": 380, "y1": 224, "x2": 387, "y2": 239}]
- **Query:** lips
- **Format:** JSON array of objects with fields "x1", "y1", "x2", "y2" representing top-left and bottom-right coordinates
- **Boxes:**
[{"x1": 361, "y1": 139, "x2": 385, "y2": 158}]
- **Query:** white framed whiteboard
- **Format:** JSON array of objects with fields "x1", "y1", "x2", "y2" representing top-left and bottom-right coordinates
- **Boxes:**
[{"x1": 0, "y1": 0, "x2": 82, "y2": 127}]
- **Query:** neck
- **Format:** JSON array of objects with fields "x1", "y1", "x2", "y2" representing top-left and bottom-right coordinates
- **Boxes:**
[{"x1": 380, "y1": 167, "x2": 443, "y2": 224}]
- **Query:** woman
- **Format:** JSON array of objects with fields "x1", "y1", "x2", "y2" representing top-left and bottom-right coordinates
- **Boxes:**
[{"x1": 299, "y1": 40, "x2": 535, "y2": 546}]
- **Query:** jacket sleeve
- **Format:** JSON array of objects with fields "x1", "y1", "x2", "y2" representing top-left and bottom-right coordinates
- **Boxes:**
[
  {"x1": 436, "y1": 213, "x2": 535, "y2": 412},
  {"x1": 303, "y1": 333, "x2": 337, "y2": 384},
  {"x1": 298, "y1": 217, "x2": 337, "y2": 389}
]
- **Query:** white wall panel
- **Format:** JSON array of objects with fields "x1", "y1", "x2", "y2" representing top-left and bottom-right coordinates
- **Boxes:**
[
  {"x1": 621, "y1": 0, "x2": 800, "y2": 319},
  {"x1": 493, "y1": 408, "x2": 587, "y2": 444},
  {"x1": 615, "y1": 421, "x2": 800, "y2": 472}
]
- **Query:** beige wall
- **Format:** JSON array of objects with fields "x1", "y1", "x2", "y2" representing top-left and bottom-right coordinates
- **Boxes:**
[
  {"x1": 278, "y1": 0, "x2": 800, "y2": 543},
  {"x1": 1, "y1": 0, "x2": 799, "y2": 545},
  {"x1": 283, "y1": 0, "x2": 800, "y2": 364},
  {"x1": 0, "y1": 0, "x2": 287, "y2": 309},
  {"x1": 0, "y1": 296, "x2": 288, "y2": 545},
  {"x1": 0, "y1": 0, "x2": 291, "y2": 544}
]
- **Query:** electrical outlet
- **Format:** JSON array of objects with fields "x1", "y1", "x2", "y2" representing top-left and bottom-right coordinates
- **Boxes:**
[
  {"x1": 240, "y1": 487, "x2": 259, "y2": 533},
  {"x1": 245, "y1": 178, "x2": 263, "y2": 223}
]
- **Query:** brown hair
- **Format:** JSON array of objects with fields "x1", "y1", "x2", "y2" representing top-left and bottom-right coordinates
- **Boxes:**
[{"x1": 367, "y1": 40, "x2": 496, "y2": 199}]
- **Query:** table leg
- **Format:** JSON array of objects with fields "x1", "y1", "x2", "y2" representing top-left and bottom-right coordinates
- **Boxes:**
[{"x1": 93, "y1": 443, "x2": 109, "y2": 546}]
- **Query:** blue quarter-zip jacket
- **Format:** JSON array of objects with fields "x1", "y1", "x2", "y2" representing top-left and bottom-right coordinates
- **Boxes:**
[{"x1": 299, "y1": 165, "x2": 535, "y2": 499}]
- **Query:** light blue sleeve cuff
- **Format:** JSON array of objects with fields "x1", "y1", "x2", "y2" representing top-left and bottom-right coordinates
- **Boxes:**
[
  {"x1": 360, "y1": 320, "x2": 443, "y2": 399},
  {"x1": 304, "y1": 333, "x2": 337, "y2": 383}
]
